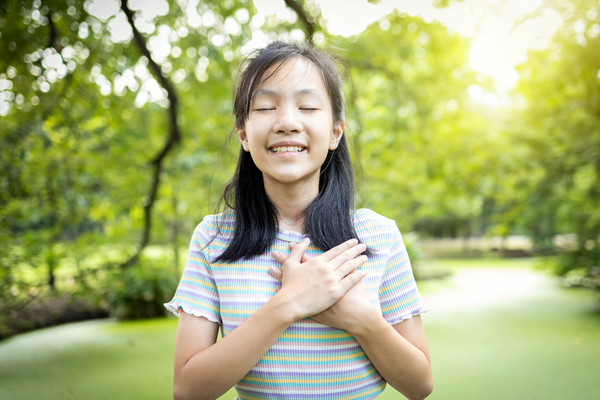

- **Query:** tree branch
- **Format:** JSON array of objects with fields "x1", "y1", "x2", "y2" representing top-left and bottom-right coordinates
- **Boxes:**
[
  {"x1": 120, "y1": 0, "x2": 182, "y2": 268},
  {"x1": 284, "y1": 0, "x2": 317, "y2": 43}
]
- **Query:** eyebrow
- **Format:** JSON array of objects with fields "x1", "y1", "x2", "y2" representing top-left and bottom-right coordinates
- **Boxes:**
[{"x1": 251, "y1": 88, "x2": 323, "y2": 100}]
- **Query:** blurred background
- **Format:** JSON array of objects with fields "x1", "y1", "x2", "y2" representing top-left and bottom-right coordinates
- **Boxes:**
[{"x1": 1, "y1": 0, "x2": 599, "y2": 399}]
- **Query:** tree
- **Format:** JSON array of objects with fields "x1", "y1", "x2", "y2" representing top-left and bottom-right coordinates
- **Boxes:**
[
  {"x1": 0, "y1": 0, "x2": 336, "y2": 324},
  {"x1": 333, "y1": 11, "x2": 501, "y2": 240},
  {"x1": 511, "y1": 0, "x2": 600, "y2": 281}
]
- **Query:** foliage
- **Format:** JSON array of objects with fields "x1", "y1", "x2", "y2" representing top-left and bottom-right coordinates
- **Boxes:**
[
  {"x1": 511, "y1": 0, "x2": 600, "y2": 276},
  {"x1": 105, "y1": 256, "x2": 179, "y2": 320},
  {"x1": 1, "y1": 0, "x2": 600, "y2": 332},
  {"x1": 0, "y1": 0, "x2": 260, "y2": 331},
  {"x1": 333, "y1": 11, "x2": 501, "y2": 239}
]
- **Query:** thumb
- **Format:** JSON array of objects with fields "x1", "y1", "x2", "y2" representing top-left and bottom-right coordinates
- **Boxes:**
[{"x1": 302, "y1": 253, "x2": 310, "y2": 263}]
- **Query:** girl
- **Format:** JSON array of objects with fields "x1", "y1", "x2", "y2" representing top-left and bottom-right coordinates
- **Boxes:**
[{"x1": 165, "y1": 41, "x2": 432, "y2": 400}]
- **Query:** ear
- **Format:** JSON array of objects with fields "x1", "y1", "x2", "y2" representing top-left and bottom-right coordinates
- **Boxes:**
[
  {"x1": 329, "y1": 120, "x2": 345, "y2": 150},
  {"x1": 237, "y1": 127, "x2": 250, "y2": 152}
]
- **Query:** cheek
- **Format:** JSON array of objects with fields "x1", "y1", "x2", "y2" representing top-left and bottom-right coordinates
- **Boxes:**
[
  {"x1": 312, "y1": 140, "x2": 331, "y2": 165},
  {"x1": 248, "y1": 143, "x2": 267, "y2": 164},
  {"x1": 308, "y1": 124, "x2": 335, "y2": 154},
  {"x1": 248, "y1": 149, "x2": 269, "y2": 173},
  {"x1": 244, "y1": 126, "x2": 266, "y2": 149}
]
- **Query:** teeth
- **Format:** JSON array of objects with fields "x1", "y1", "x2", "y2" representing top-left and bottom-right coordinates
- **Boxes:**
[{"x1": 271, "y1": 146, "x2": 305, "y2": 153}]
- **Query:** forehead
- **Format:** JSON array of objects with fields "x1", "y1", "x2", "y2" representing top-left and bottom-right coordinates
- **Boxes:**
[{"x1": 253, "y1": 57, "x2": 327, "y2": 98}]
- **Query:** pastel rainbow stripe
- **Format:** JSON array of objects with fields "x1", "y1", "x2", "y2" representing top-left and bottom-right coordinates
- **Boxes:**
[{"x1": 165, "y1": 209, "x2": 429, "y2": 399}]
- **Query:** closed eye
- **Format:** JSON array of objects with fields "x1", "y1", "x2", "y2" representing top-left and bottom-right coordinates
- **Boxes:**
[
  {"x1": 300, "y1": 108, "x2": 318, "y2": 111},
  {"x1": 255, "y1": 108, "x2": 274, "y2": 111}
]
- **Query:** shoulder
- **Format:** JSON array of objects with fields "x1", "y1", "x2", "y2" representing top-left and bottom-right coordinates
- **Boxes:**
[
  {"x1": 353, "y1": 208, "x2": 398, "y2": 234},
  {"x1": 194, "y1": 209, "x2": 235, "y2": 244},
  {"x1": 352, "y1": 208, "x2": 401, "y2": 252}
]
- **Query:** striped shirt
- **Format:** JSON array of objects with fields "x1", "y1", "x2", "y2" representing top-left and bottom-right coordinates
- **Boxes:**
[{"x1": 164, "y1": 208, "x2": 430, "y2": 400}]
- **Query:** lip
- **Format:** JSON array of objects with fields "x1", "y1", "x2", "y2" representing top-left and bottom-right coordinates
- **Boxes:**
[{"x1": 268, "y1": 141, "x2": 307, "y2": 150}]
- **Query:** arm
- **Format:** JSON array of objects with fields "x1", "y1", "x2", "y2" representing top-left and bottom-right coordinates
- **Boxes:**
[
  {"x1": 173, "y1": 238, "x2": 368, "y2": 400},
  {"x1": 271, "y1": 243, "x2": 433, "y2": 400},
  {"x1": 173, "y1": 296, "x2": 297, "y2": 400},
  {"x1": 349, "y1": 313, "x2": 433, "y2": 400}
]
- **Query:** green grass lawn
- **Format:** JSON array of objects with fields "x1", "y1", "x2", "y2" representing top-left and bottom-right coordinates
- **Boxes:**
[
  {"x1": 419, "y1": 270, "x2": 600, "y2": 399},
  {"x1": 1, "y1": 258, "x2": 599, "y2": 400}
]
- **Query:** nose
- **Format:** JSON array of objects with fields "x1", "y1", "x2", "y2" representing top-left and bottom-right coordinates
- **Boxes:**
[{"x1": 273, "y1": 104, "x2": 303, "y2": 134}]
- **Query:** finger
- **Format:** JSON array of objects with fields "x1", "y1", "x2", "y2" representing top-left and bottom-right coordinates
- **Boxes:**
[
  {"x1": 272, "y1": 250, "x2": 290, "y2": 267},
  {"x1": 271, "y1": 250, "x2": 285, "y2": 264},
  {"x1": 347, "y1": 268, "x2": 367, "y2": 280},
  {"x1": 331, "y1": 243, "x2": 368, "y2": 270},
  {"x1": 318, "y1": 238, "x2": 360, "y2": 262},
  {"x1": 288, "y1": 237, "x2": 310, "y2": 263},
  {"x1": 337, "y1": 269, "x2": 369, "y2": 294},
  {"x1": 336, "y1": 255, "x2": 369, "y2": 279},
  {"x1": 269, "y1": 265, "x2": 282, "y2": 282}
]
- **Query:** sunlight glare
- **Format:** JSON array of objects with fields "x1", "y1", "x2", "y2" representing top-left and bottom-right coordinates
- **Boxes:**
[
  {"x1": 424, "y1": 268, "x2": 553, "y2": 311},
  {"x1": 314, "y1": 0, "x2": 564, "y2": 98},
  {"x1": 469, "y1": 4, "x2": 563, "y2": 90}
]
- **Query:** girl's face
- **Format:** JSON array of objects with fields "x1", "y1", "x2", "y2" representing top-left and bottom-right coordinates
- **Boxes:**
[{"x1": 238, "y1": 57, "x2": 344, "y2": 189}]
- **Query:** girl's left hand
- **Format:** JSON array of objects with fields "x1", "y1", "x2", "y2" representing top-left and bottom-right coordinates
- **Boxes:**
[{"x1": 271, "y1": 242, "x2": 378, "y2": 332}]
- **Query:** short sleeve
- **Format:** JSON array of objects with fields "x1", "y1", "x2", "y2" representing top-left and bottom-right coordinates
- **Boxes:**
[
  {"x1": 164, "y1": 220, "x2": 222, "y2": 325},
  {"x1": 378, "y1": 223, "x2": 430, "y2": 325}
]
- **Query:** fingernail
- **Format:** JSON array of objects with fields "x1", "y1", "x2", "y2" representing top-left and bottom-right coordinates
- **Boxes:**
[
  {"x1": 361, "y1": 255, "x2": 368, "y2": 261},
  {"x1": 349, "y1": 238, "x2": 358, "y2": 244},
  {"x1": 269, "y1": 266, "x2": 278, "y2": 274},
  {"x1": 272, "y1": 250, "x2": 280, "y2": 258},
  {"x1": 289, "y1": 242, "x2": 296, "y2": 248}
]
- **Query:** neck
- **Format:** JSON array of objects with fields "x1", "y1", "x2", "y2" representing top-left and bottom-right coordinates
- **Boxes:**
[{"x1": 263, "y1": 175, "x2": 319, "y2": 234}]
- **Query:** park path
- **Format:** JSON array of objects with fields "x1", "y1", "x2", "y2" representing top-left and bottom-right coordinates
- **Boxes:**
[
  {"x1": 421, "y1": 267, "x2": 556, "y2": 312},
  {"x1": 415, "y1": 263, "x2": 600, "y2": 400}
]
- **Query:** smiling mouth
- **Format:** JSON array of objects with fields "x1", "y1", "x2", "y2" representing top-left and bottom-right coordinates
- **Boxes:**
[{"x1": 270, "y1": 146, "x2": 306, "y2": 153}]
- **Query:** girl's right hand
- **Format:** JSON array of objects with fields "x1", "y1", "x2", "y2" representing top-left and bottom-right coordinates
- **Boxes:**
[{"x1": 273, "y1": 238, "x2": 368, "y2": 321}]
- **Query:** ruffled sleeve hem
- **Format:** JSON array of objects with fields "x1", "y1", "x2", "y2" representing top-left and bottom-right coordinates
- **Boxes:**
[
  {"x1": 163, "y1": 301, "x2": 222, "y2": 325},
  {"x1": 387, "y1": 305, "x2": 431, "y2": 326}
]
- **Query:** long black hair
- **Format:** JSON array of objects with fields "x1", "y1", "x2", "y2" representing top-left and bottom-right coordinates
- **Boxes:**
[{"x1": 215, "y1": 41, "x2": 366, "y2": 262}]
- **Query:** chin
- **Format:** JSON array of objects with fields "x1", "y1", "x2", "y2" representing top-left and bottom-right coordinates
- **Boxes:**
[
  {"x1": 268, "y1": 172, "x2": 317, "y2": 185},
  {"x1": 275, "y1": 175, "x2": 305, "y2": 184}
]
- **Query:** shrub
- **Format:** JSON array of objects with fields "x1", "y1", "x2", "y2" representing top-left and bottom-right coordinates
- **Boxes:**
[
  {"x1": 105, "y1": 257, "x2": 179, "y2": 320},
  {"x1": 0, "y1": 293, "x2": 109, "y2": 340}
]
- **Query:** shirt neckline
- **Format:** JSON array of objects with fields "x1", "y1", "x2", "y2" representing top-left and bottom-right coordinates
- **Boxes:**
[
  {"x1": 275, "y1": 226, "x2": 309, "y2": 242},
  {"x1": 272, "y1": 209, "x2": 365, "y2": 242}
]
